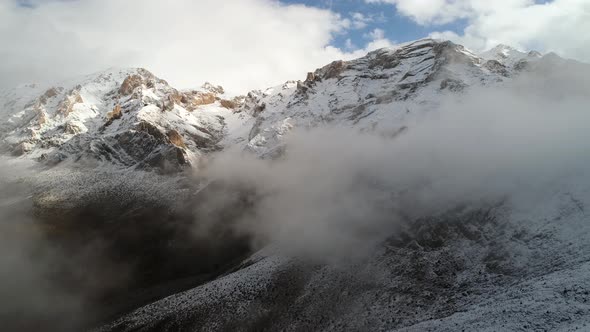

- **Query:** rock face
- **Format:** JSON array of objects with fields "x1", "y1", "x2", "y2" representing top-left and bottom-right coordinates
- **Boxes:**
[
  {"x1": 233, "y1": 39, "x2": 511, "y2": 155},
  {"x1": 0, "y1": 39, "x2": 584, "y2": 171},
  {"x1": 230, "y1": 39, "x2": 586, "y2": 157},
  {"x1": 1, "y1": 39, "x2": 569, "y2": 171},
  {"x1": 166, "y1": 129, "x2": 186, "y2": 148},
  {"x1": 104, "y1": 104, "x2": 123, "y2": 127},
  {"x1": 0, "y1": 68, "x2": 244, "y2": 172},
  {"x1": 119, "y1": 74, "x2": 144, "y2": 96},
  {"x1": 57, "y1": 90, "x2": 84, "y2": 116}
]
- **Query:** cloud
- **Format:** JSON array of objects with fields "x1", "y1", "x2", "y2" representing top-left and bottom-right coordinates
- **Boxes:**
[
  {"x1": 359, "y1": 28, "x2": 397, "y2": 51},
  {"x1": 368, "y1": 0, "x2": 590, "y2": 61},
  {"x1": 0, "y1": 0, "x2": 395, "y2": 94},
  {"x1": 344, "y1": 38, "x2": 355, "y2": 50},
  {"x1": 366, "y1": 0, "x2": 534, "y2": 25},
  {"x1": 199, "y1": 63, "x2": 590, "y2": 261},
  {"x1": 0, "y1": 157, "x2": 213, "y2": 330},
  {"x1": 0, "y1": 158, "x2": 86, "y2": 331},
  {"x1": 365, "y1": 0, "x2": 467, "y2": 24},
  {"x1": 365, "y1": 28, "x2": 385, "y2": 40},
  {"x1": 431, "y1": 0, "x2": 590, "y2": 60},
  {"x1": 350, "y1": 11, "x2": 373, "y2": 29}
]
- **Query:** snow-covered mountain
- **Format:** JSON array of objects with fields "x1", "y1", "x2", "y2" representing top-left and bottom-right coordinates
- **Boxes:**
[
  {"x1": 479, "y1": 43, "x2": 542, "y2": 67},
  {"x1": 0, "y1": 38, "x2": 564, "y2": 170},
  {"x1": 90, "y1": 39, "x2": 590, "y2": 331},
  {"x1": 0, "y1": 68, "x2": 248, "y2": 172},
  {"x1": 2, "y1": 38, "x2": 590, "y2": 331},
  {"x1": 222, "y1": 39, "x2": 568, "y2": 156}
]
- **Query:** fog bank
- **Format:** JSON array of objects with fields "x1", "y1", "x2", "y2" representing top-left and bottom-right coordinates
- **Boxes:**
[{"x1": 200, "y1": 67, "x2": 590, "y2": 260}]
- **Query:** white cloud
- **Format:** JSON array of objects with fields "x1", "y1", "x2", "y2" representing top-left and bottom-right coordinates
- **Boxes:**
[
  {"x1": 350, "y1": 12, "x2": 372, "y2": 29},
  {"x1": 0, "y1": 0, "x2": 395, "y2": 94},
  {"x1": 365, "y1": 0, "x2": 468, "y2": 24},
  {"x1": 368, "y1": 0, "x2": 590, "y2": 61},
  {"x1": 365, "y1": 0, "x2": 535, "y2": 25},
  {"x1": 355, "y1": 29, "x2": 396, "y2": 54},
  {"x1": 344, "y1": 38, "x2": 355, "y2": 50},
  {"x1": 365, "y1": 28, "x2": 386, "y2": 40},
  {"x1": 432, "y1": 0, "x2": 590, "y2": 60}
]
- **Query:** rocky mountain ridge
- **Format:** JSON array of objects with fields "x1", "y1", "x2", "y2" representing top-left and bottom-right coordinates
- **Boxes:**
[
  {"x1": 0, "y1": 38, "x2": 566, "y2": 170},
  {"x1": 233, "y1": 38, "x2": 565, "y2": 156},
  {"x1": 0, "y1": 68, "x2": 246, "y2": 172}
]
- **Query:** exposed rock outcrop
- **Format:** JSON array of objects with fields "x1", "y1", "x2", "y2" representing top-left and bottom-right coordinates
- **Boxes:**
[
  {"x1": 201, "y1": 82, "x2": 225, "y2": 95},
  {"x1": 34, "y1": 104, "x2": 48, "y2": 125},
  {"x1": 107, "y1": 104, "x2": 122, "y2": 120},
  {"x1": 39, "y1": 87, "x2": 62, "y2": 103},
  {"x1": 64, "y1": 121, "x2": 86, "y2": 135},
  {"x1": 484, "y1": 59, "x2": 509, "y2": 77},
  {"x1": 0, "y1": 68, "x2": 230, "y2": 172},
  {"x1": 167, "y1": 129, "x2": 187, "y2": 148},
  {"x1": 119, "y1": 74, "x2": 143, "y2": 96},
  {"x1": 219, "y1": 99, "x2": 239, "y2": 109},
  {"x1": 440, "y1": 78, "x2": 467, "y2": 92},
  {"x1": 57, "y1": 91, "x2": 83, "y2": 116}
]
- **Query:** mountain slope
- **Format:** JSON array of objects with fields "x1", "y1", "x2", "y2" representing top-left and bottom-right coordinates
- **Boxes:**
[
  {"x1": 0, "y1": 68, "x2": 249, "y2": 172},
  {"x1": 98, "y1": 180, "x2": 590, "y2": 331},
  {"x1": 91, "y1": 40, "x2": 590, "y2": 331},
  {"x1": 0, "y1": 39, "x2": 571, "y2": 169},
  {"x1": 234, "y1": 39, "x2": 552, "y2": 156}
]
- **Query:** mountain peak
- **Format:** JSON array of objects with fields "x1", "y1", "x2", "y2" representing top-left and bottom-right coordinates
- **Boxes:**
[
  {"x1": 0, "y1": 38, "x2": 568, "y2": 171},
  {"x1": 480, "y1": 43, "x2": 544, "y2": 67},
  {"x1": 0, "y1": 67, "x2": 244, "y2": 172}
]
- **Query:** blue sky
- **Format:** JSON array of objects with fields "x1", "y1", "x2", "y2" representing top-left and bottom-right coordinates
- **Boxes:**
[{"x1": 281, "y1": 0, "x2": 467, "y2": 50}]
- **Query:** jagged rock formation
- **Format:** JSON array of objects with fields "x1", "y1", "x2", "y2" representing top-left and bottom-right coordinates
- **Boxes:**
[
  {"x1": 1, "y1": 39, "x2": 567, "y2": 170},
  {"x1": 233, "y1": 40, "x2": 510, "y2": 155},
  {"x1": 230, "y1": 39, "x2": 585, "y2": 157},
  {"x1": 0, "y1": 68, "x2": 246, "y2": 172}
]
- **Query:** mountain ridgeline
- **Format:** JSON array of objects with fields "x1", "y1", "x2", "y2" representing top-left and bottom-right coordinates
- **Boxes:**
[{"x1": 0, "y1": 39, "x2": 574, "y2": 169}]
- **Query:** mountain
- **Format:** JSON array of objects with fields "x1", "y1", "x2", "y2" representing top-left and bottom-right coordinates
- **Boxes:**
[
  {"x1": 479, "y1": 43, "x2": 542, "y2": 67},
  {"x1": 0, "y1": 68, "x2": 249, "y2": 172},
  {"x1": 88, "y1": 39, "x2": 590, "y2": 331},
  {"x1": 0, "y1": 38, "x2": 563, "y2": 169},
  {"x1": 2, "y1": 39, "x2": 590, "y2": 331},
  {"x1": 99, "y1": 196, "x2": 590, "y2": 331},
  {"x1": 239, "y1": 39, "x2": 501, "y2": 156}
]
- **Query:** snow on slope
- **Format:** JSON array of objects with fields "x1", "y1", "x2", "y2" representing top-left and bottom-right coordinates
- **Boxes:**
[
  {"x1": 480, "y1": 44, "x2": 543, "y2": 68},
  {"x1": 98, "y1": 170, "x2": 590, "y2": 331},
  {"x1": 0, "y1": 68, "x2": 250, "y2": 172},
  {"x1": 0, "y1": 39, "x2": 560, "y2": 171},
  {"x1": 233, "y1": 39, "x2": 547, "y2": 156}
]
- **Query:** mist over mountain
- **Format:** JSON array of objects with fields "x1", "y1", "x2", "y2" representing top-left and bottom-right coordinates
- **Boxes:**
[{"x1": 1, "y1": 39, "x2": 590, "y2": 331}]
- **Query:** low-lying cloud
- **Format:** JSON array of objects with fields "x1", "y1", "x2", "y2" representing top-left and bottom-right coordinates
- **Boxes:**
[
  {"x1": 199, "y1": 63, "x2": 590, "y2": 260},
  {"x1": 0, "y1": 160, "x2": 196, "y2": 331}
]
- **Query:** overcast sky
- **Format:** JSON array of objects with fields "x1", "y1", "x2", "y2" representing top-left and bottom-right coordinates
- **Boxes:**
[{"x1": 1, "y1": 0, "x2": 589, "y2": 93}]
